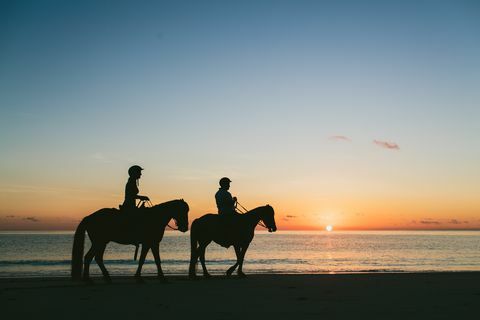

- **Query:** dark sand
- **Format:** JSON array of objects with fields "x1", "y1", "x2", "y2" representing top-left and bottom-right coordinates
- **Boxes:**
[{"x1": 1, "y1": 273, "x2": 478, "y2": 319}]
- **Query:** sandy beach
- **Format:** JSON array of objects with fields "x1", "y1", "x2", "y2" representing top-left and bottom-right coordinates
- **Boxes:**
[{"x1": 1, "y1": 273, "x2": 478, "y2": 319}]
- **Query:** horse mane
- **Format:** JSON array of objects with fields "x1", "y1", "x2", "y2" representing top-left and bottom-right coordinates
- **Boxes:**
[
  {"x1": 245, "y1": 204, "x2": 273, "y2": 216},
  {"x1": 152, "y1": 199, "x2": 188, "y2": 211}
]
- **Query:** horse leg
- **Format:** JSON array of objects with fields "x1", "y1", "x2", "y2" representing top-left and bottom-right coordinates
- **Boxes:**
[
  {"x1": 237, "y1": 243, "x2": 250, "y2": 278},
  {"x1": 226, "y1": 245, "x2": 241, "y2": 276},
  {"x1": 198, "y1": 242, "x2": 211, "y2": 278},
  {"x1": 94, "y1": 243, "x2": 111, "y2": 283},
  {"x1": 151, "y1": 243, "x2": 166, "y2": 282},
  {"x1": 83, "y1": 244, "x2": 96, "y2": 282},
  {"x1": 189, "y1": 245, "x2": 199, "y2": 279},
  {"x1": 134, "y1": 245, "x2": 150, "y2": 282}
]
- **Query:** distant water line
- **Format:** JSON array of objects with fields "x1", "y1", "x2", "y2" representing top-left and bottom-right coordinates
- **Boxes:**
[{"x1": 1, "y1": 231, "x2": 479, "y2": 277}]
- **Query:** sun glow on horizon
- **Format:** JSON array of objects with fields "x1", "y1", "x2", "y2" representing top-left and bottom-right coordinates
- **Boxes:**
[{"x1": 326, "y1": 225, "x2": 333, "y2": 232}]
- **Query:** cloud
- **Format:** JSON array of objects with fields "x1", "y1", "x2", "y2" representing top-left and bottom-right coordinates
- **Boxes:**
[
  {"x1": 6, "y1": 215, "x2": 15, "y2": 218},
  {"x1": 419, "y1": 219, "x2": 440, "y2": 225},
  {"x1": 23, "y1": 217, "x2": 39, "y2": 222},
  {"x1": 412, "y1": 218, "x2": 469, "y2": 225},
  {"x1": 373, "y1": 140, "x2": 399, "y2": 150},
  {"x1": 283, "y1": 214, "x2": 298, "y2": 221},
  {"x1": 448, "y1": 219, "x2": 468, "y2": 225},
  {"x1": 89, "y1": 152, "x2": 112, "y2": 163},
  {"x1": 329, "y1": 135, "x2": 351, "y2": 142}
]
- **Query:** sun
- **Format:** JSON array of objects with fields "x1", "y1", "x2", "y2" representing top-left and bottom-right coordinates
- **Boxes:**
[{"x1": 326, "y1": 225, "x2": 333, "y2": 232}]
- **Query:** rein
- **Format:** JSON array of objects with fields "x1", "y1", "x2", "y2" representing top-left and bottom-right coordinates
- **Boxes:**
[
  {"x1": 236, "y1": 201, "x2": 269, "y2": 230},
  {"x1": 166, "y1": 223, "x2": 178, "y2": 230}
]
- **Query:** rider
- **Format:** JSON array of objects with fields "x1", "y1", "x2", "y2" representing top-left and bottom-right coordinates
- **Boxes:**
[
  {"x1": 121, "y1": 165, "x2": 150, "y2": 211},
  {"x1": 215, "y1": 177, "x2": 238, "y2": 216}
]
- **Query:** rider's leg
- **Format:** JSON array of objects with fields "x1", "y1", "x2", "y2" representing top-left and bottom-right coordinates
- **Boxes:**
[
  {"x1": 134, "y1": 245, "x2": 150, "y2": 278},
  {"x1": 151, "y1": 243, "x2": 165, "y2": 279},
  {"x1": 83, "y1": 245, "x2": 96, "y2": 280},
  {"x1": 94, "y1": 243, "x2": 110, "y2": 282}
]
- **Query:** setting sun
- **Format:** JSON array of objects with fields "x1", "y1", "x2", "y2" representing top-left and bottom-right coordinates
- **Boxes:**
[{"x1": 326, "y1": 225, "x2": 333, "y2": 232}]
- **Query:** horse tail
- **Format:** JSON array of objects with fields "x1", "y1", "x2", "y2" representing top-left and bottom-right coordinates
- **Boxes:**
[
  {"x1": 71, "y1": 217, "x2": 88, "y2": 280},
  {"x1": 189, "y1": 219, "x2": 199, "y2": 277}
]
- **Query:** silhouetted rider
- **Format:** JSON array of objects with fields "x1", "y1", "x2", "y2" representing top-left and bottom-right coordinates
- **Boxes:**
[
  {"x1": 121, "y1": 165, "x2": 150, "y2": 211},
  {"x1": 215, "y1": 177, "x2": 238, "y2": 216}
]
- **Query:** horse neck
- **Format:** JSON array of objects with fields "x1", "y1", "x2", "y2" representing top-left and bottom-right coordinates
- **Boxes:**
[
  {"x1": 151, "y1": 205, "x2": 174, "y2": 227},
  {"x1": 245, "y1": 207, "x2": 263, "y2": 228}
]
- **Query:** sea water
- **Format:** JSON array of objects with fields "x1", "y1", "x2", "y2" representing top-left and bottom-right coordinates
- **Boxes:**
[{"x1": 1, "y1": 231, "x2": 479, "y2": 277}]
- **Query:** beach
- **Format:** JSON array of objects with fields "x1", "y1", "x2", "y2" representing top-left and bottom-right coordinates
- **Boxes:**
[{"x1": 2, "y1": 273, "x2": 478, "y2": 319}]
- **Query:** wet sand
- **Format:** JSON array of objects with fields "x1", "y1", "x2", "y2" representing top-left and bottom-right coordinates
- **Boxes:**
[{"x1": 1, "y1": 273, "x2": 478, "y2": 319}]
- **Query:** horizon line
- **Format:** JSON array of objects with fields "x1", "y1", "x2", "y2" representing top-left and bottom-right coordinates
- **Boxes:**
[{"x1": 1, "y1": 228, "x2": 480, "y2": 232}]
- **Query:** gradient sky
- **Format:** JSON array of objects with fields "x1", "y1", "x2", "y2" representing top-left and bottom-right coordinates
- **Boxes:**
[{"x1": 1, "y1": 0, "x2": 479, "y2": 230}]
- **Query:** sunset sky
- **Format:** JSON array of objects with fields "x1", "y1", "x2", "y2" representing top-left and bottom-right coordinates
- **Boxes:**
[{"x1": 1, "y1": 0, "x2": 479, "y2": 230}]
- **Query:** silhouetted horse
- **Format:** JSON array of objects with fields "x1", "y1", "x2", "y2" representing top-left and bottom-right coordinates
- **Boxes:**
[
  {"x1": 71, "y1": 199, "x2": 189, "y2": 282},
  {"x1": 189, "y1": 205, "x2": 276, "y2": 278}
]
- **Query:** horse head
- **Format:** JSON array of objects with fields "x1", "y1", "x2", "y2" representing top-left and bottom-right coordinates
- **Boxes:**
[
  {"x1": 172, "y1": 199, "x2": 189, "y2": 232},
  {"x1": 261, "y1": 204, "x2": 277, "y2": 232}
]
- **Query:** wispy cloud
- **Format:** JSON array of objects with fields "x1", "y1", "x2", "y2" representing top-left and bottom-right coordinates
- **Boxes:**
[
  {"x1": 283, "y1": 214, "x2": 297, "y2": 221},
  {"x1": 89, "y1": 152, "x2": 112, "y2": 163},
  {"x1": 412, "y1": 218, "x2": 440, "y2": 224},
  {"x1": 411, "y1": 218, "x2": 470, "y2": 226},
  {"x1": 23, "y1": 217, "x2": 39, "y2": 222},
  {"x1": 448, "y1": 219, "x2": 468, "y2": 225},
  {"x1": 420, "y1": 220, "x2": 440, "y2": 225},
  {"x1": 329, "y1": 135, "x2": 351, "y2": 142},
  {"x1": 373, "y1": 140, "x2": 399, "y2": 150}
]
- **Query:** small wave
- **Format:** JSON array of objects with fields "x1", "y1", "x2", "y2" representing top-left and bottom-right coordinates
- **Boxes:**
[{"x1": 0, "y1": 258, "x2": 309, "y2": 267}]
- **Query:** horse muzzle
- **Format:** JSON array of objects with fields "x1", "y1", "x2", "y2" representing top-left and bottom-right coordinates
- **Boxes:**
[{"x1": 268, "y1": 227, "x2": 277, "y2": 232}]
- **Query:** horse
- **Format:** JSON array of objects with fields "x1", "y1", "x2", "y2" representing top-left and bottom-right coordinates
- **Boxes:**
[
  {"x1": 71, "y1": 199, "x2": 189, "y2": 283},
  {"x1": 188, "y1": 205, "x2": 277, "y2": 279}
]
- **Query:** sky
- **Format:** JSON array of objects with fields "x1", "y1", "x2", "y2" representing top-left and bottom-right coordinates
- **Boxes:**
[{"x1": 1, "y1": 0, "x2": 479, "y2": 230}]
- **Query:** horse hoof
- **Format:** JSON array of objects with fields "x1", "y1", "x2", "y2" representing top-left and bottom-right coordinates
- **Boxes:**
[
  {"x1": 203, "y1": 273, "x2": 212, "y2": 279},
  {"x1": 158, "y1": 276, "x2": 168, "y2": 283},
  {"x1": 238, "y1": 272, "x2": 247, "y2": 278}
]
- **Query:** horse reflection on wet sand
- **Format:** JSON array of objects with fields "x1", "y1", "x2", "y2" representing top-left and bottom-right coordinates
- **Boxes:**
[
  {"x1": 189, "y1": 205, "x2": 277, "y2": 278},
  {"x1": 71, "y1": 199, "x2": 189, "y2": 283}
]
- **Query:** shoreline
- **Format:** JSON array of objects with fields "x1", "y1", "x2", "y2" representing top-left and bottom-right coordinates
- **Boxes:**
[
  {"x1": 2, "y1": 273, "x2": 478, "y2": 319},
  {"x1": 2, "y1": 270, "x2": 480, "y2": 280}
]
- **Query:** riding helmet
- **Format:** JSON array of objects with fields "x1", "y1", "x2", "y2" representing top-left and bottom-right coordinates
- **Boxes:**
[
  {"x1": 128, "y1": 165, "x2": 144, "y2": 177},
  {"x1": 219, "y1": 177, "x2": 231, "y2": 187}
]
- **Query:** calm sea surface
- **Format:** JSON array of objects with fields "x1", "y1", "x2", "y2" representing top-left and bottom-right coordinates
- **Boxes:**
[{"x1": 0, "y1": 231, "x2": 479, "y2": 277}]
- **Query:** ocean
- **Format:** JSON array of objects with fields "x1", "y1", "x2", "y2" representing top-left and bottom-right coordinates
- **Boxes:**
[{"x1": 1, "y1": 230, "x2": 479, "y2": 278}]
